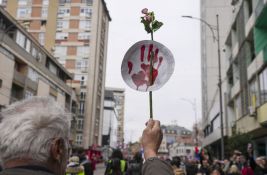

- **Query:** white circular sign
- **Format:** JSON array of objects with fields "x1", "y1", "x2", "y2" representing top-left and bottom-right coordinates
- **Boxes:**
[{"x1": 121, "y1": 40, "x2": 175, "y2": 92}]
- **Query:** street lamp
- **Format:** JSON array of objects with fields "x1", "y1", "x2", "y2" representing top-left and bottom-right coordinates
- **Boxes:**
[
  {"x1": 180, "y1": 98, "x2": 198, "y2": 145},
  {"x1": 182, "y1": 15, "x2": 224, "y2": 159}
]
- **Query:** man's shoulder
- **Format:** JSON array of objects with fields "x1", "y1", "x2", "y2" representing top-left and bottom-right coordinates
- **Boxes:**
[{"x1": 0, "y1": 168, "x2": 54, "y2": 175}]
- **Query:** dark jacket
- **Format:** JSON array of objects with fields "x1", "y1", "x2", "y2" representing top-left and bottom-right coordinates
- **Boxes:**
[
  {"x1": 142, "y1": 158, "x2": 174, "y2": 175},
  {"x1": 127, "y1": 161, "x2": 142, "y2": 175},
  {"x1": 0, "y1": 166, "x2": 54, "y2": 175}
]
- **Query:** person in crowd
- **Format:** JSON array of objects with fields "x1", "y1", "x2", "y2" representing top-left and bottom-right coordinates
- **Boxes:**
[
  {"x1": 0, "y1": 97, "x2": 70, "y2": 175},
  {"x1": 126, "y1": 152, "x2": 143, "y2": 175},
  {"x1": 141, "y1": 119, "x2": 174, "y2": 175},
  {"x1": 77, "y1": 149, "x2": 94, "y2": 175},
  {"x1": 0, "y1": 97, "x2": 173, "y2": 175},
  {"x1": 210, "y1": 167, "x2": 223, "y2": 175},
  {"x1": 228, "y1": 165, "x2": 241, "y2": 175},
  {"x1": 65, "y1": 156, "x2": 85, "y2": 175},
  {"x1": 185, "y1": 159, "x2": 199, "y2": 175},
  {"x1": 198, "y1": 159, "x2": 212, "y2": 175},
  {"x1": 104, "y1": 149, "x2": 127, "y2": 175},
  {"x1": 170, "y1": 156, "x2": 185, "y2": 175},
  {"x1": 222, "y1": 158, "x2": 231, "y2": 174},
  {"x1": 254, "y1": 156, "x2": 267, "y2": 175}
]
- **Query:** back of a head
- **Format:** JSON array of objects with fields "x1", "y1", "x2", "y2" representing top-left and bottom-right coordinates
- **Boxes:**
[
  {"x1": 112, "y1": 149, "x2": 123, "y2": 160},
  {"x1": 133, "y1": 152, "x2": 143, "y2": 163},
  {"x1": 171, "y1": 156, "x2": 181, "y2": 168},
  {"x1": 0, "y1": 97, "x2": 70, "y2": 164}
]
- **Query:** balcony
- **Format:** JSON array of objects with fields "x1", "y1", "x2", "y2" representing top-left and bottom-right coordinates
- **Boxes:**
[
  {"x1": 247, "y1": 50, "x2": 265, "y2": 81},
  {"x1": 13, "y1": 70, "x2": 26, "y2": 87}
]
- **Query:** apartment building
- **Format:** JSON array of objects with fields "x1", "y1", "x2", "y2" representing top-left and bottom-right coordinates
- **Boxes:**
[
  {"x1": 106, "y1": 87, "x2": 125, "y2": 148},
  {"x1": 200, "y1": 0, "x2": 232, "y2": 157},
  {"x1": 0, "y1": 6, "x2": 78, "y2": 141},
  {"x1": 225, "y1": 0, "x2": 267, "y2": 156},
  {"x1": 102, "y1": 88, "x2": 125, "y2": 149},
  {"x1": 1, "y1": 0, "x2": 111, "y2": 147}
]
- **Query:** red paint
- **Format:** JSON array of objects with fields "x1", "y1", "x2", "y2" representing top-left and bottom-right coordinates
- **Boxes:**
[
  {"x1": 147, "y1": 44, "x2": 153, "y2": 61},
  {"x1": 127, "y1": 44, "x2": 164, "y2": 90},
  {"x1": 128, "y1": 61, "x2": 133, "y2": 74},
  {"x1": 140, "y1": 45, "x2": 145, "y2": 62}
]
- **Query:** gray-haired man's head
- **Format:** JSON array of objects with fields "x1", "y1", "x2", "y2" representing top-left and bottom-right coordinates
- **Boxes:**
[{"x1": 0, "y1": 97, "x2": 71, "y2": 174}]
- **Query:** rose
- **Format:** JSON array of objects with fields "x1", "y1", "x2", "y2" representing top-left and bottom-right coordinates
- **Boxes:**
[
  {"x1": 141, "y1": 8, "x2": 148, "y2": 14},
  {"x1": 144, "y1": 14, "x2": 152, "y2": 22}
]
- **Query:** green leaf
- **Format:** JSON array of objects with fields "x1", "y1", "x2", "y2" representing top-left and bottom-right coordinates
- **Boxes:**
[
  {"x1": 141, "y1": 17, "x2": 152, "y2": 33},
  {"x1": 152, "y1": 20, "x2": 163, "y2": 32}
]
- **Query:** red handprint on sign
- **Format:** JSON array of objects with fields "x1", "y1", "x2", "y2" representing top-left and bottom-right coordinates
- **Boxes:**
[{"x1": 128, "y1": 44, "x2": 163, "y2": 90}]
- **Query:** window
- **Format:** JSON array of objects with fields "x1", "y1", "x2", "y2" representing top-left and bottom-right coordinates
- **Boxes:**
[
  {"x1": 59, "y1": 0, "x2": 71, "y2": 4},
  {"x1": 79, "y1": 20, "x2": 90, "y2": 29},
  {"x1": 82, "y1": 0, "x2": 92, "y2": 4},
  {"x1": 80, "y1": 7, "x2": 92, "y2": 17},
  {"x1": 48, "y1": 62, "x2": 57, "y2": 75},
  {"x1": 259, "y1": 68, "x2": 267, "y2": 104},
  {"x1": 42, "y1": 0, "x2": 49, "y2": 5},
  {"x1": 76, "y1": 59, "x2": 88, "y2": 70},
  {"x1": 31, "y1": 47, "x2": 37, "y2": 58},
  {"x1": 25, "y1": 90, "x2": 34, "y2": 99},
  {"x1": 39, "y1": 33, "x2": 45, "y2": 45},
  {"x1": 16, "y1": 31, "x2": 26, "y2": 48},
  {"x1": 249, "y1": 79, "x2": 259, "y2": 108},
  {"x1": 42, "y1": 7, "x2": 48, "y2": 18},
  {"x1": 18, "y1": 0, "x2": 31, "y2": 5},
  {"x1": 0, "y1": 0, "x2": 7, "y2": 6},
  {"x1": 76, "y1": 134, "x2": 83, "y2": 145},
  {"x1": 77, "y1": 46, "x2": 90, "y2": 56},
  {"x1": 77, "y1": 119, "x2": 84, "y2": 130},
  {"x1": 57, "y1": 20, "x2": 69, "y2": 29},
  {"x1": 58, "y1": 7, "x2": 70, "y2": 17},
  {"x1": 54, "y1": 46, "x2": 67, "y2": 56},
  {"x1": 78, "y1": 32, "x2": 90, "y2": 40},
  {"x1": 28, "y1": 67, "x2": 38, "y2": 82},
  {"x1": 25, "y1": 39, "x2": 31, "y2": 53},
  {"x1": 56, "y1": 32, "x2": 68, "y2": 40},
  {"x1": 17, "y1": 7, "x2": 31, "y2": 18},
  {"x1": 79, "y1": 101, "x2": 85, "y2": 114},
  {"x1": 235, "y1": 95, "x2": 242, "y2": 119}
]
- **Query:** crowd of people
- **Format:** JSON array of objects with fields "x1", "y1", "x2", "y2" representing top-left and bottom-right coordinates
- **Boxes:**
[{"x1": 0, "y1": 97, "x2": 267, "y2": 175}]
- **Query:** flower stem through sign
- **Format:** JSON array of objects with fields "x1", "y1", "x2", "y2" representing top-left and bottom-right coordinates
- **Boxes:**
[{"x1": 149, "y1": 31, "x2": 154, "y2": 119}]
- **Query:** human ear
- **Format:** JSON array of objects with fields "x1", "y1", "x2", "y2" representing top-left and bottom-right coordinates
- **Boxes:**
[{"x1": 50, "y1": 138, "x2": 65, "y2": 162}]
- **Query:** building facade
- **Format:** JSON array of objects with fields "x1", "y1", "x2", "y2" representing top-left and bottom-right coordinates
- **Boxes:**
[
  {"x1": 225, "y1": 0, "x2": 267, "y2": 156},
  {"x1": 200, "y1": 0, "x2": 232, "y2": 157},
  {"x1": 201, "y1": 0, "x2": 267, "y2": 157},
  {"x1": 0, "y1": 6, "x2": 78, "y2": 141},
  {"x1": 159, "y1": 125, "x2": 193, "y2": 156},
  {"x1": 169, "y1": 143, "x2": 195, "y2": 159},
  {"x1": 1, "y1": 0, "x2": 111, "y2": 147},
  {"x1": 106, "y1": 87, "x2": 125, "y2": 148}
]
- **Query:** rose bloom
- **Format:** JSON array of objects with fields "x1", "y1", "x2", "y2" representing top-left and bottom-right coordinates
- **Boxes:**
[
  {"x1": 144, "y1": 15, "x2": 152, "y2": 22},
  {"x1": 142, "y1": 8, "x2": 148, "y2": 14}
]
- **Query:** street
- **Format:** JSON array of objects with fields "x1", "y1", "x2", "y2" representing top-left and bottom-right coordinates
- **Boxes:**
[{"x1": 94, "y1": 163, "x2": 106, "y2": 175}]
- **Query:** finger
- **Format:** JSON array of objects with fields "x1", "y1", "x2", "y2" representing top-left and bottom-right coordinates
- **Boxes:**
[
  {"x1": 152, "y1": 120, "x2": 160, "y2": 130},
  {"x1": 146, "y1": 119, "x2": 154, "y2": 129}
]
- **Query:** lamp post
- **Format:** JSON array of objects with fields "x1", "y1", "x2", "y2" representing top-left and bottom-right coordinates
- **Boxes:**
[
  {"x1": 182, "y1": 15, "x2": 224, "y2": 159},
  {"x1": 181, "y1": 98, "x2": 198, "y2": 145}
]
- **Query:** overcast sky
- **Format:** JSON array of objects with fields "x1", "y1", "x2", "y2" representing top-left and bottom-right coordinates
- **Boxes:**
[{"x1": 105, "y1": 0, "x2": 201, "y2": 143}]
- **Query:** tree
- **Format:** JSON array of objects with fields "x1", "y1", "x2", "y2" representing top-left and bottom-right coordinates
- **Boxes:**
[{"x1": 225, "y1": 132, "x2": 253, "y2": 158}]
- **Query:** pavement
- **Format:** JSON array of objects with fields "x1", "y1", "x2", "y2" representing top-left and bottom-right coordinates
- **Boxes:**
[{"x1": 94, "y1": 163, "x2": 106, "y2": 175}]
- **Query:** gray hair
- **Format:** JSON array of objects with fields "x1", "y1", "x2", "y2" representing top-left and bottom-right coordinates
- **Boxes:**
[{"x1": 0, "y1": 97, "x2": 71, "y2": 163}]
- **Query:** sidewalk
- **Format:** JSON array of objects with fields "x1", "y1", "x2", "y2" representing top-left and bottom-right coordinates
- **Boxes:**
[{"x1": 94, "y1": 163, "x2": 106, "y2": 175}]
